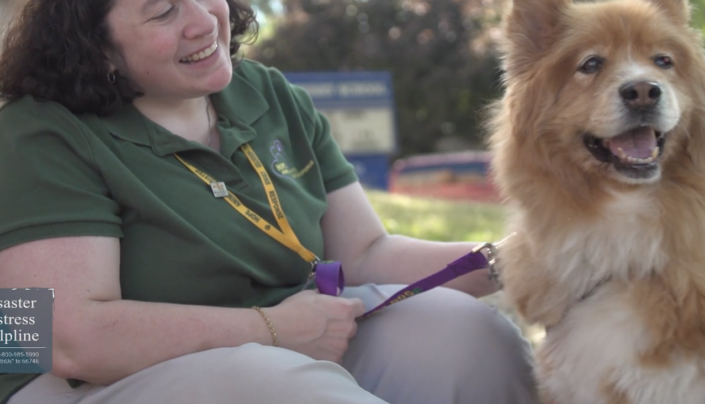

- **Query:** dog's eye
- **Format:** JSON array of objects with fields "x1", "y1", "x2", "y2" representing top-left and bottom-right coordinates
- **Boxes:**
[
  {"x1": 654, "y1": 55, "x2": 673, "y2": 68},
  {"x1": 578, "y1": 56, "x2": 604, "y2": 74}
]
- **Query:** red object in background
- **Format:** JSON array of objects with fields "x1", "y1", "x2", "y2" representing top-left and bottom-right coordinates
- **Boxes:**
[{"x1": 387, "y1": 151, "x2": 501, "y2": 203}]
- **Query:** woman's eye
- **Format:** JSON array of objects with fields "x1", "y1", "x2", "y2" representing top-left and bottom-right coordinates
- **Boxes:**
[{"x1": 154, "y1": 6, "x2": 175, "y2": 20}]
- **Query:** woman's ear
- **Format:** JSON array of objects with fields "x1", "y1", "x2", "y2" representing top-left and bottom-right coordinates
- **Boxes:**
[
  {"x1": 103, "y1": 46, "x2": 118, "y2": 72},
  {"x1": 104, "y1": 53, "x2": 118, "y2": 83}
]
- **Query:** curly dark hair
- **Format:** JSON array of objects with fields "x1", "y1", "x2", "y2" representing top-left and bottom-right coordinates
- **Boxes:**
[{"x1": 0, "y1": 0, "x2": 258, "y2": 116}]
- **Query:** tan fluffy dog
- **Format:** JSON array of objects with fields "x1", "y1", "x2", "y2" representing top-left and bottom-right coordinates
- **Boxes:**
[{"x1": 487, "y1": 0, "x2": 705, "y2": 402}]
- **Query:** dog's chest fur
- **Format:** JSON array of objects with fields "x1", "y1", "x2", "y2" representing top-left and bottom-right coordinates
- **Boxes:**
[
  {"x1": 533, "y1": 190, "x2": 705, "y2": 403},
  {"x1": 540, "y1": 288, "x2": 705, "y2": 404},
  {"x1": 542, "y1": 189, "x2": 666, "y2": 290}
]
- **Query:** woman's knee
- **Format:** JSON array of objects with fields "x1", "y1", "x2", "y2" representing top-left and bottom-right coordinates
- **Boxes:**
[
  {"x1": 344, "y1": 286, "x2": 539, "y2": 404},
  {"x1": 173, "y1": 343, "x2": 314, "y2": 376},
  {"x1": 159, "y1": 344, "x2": 344, "y2": 388},
  {"x1": 449, "y1": 292, "x2": 539, "y2": 402},
  {"x1": 152, "y1": 344, "x2": 386, "y2": 403}
]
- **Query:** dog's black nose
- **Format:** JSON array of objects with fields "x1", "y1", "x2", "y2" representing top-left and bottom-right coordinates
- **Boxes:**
[{"x1": 619, "y1": 81, "x2": 661, "y2": 109}]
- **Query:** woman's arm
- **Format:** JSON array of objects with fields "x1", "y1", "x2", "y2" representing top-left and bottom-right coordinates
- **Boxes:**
[
  {"x1": 0, "y1": 236, "x2": 364, "y2": 385},
  {"x1": 321, "y1": 182, "x2": 499, "y2": 298},
  {"x1": 0, "y1": 236, "x2": 277, "y2": 385}
]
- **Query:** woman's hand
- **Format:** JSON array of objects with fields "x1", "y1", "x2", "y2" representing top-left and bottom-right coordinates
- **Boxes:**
[{"x1": 266, "y1": 290, "x2": 365, "y2": 363}]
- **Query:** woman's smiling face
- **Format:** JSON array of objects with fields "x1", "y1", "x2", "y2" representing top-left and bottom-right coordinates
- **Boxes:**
[{"x1": 106, "y1": 0, "x2": 233, "y2": 101}]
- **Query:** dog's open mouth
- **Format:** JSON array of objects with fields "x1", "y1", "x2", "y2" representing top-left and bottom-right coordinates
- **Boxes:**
[{"x1": 583, "y1": 126, "x2": 666, "y2": 177}]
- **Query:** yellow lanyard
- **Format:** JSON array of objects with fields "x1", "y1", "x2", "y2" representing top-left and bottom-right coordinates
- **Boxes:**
[{"x1": 174, "y1": 144, "x2": 319, "y2": 265}]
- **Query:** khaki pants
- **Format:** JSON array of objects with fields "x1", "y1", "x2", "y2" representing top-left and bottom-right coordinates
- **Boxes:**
[{"x1": 9, "y1": 285, "x2": 539, "y2": 404}]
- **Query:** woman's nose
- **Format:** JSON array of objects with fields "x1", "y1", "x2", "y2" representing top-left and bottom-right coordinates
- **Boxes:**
[{"x1": 183, "y1": 0, "x2": 217, "y2": 40}]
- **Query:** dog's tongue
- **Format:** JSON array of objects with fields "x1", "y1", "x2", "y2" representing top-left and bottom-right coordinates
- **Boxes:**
[{"x1": 607, "y1": 127, "x2": 657, "y2": 159}]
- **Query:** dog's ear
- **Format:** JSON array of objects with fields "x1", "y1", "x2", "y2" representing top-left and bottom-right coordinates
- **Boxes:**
[
  {"x1": 646, "y1": 0, "x2": 691, "y2": 25},
  {"x1": 500, "y1": 0, "x2": 570, "y2": 76}
]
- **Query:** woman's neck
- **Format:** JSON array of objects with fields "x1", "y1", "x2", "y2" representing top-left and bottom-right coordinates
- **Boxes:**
[{"x1": 133, "y1": 95, "x2": 218, "y2": 149}]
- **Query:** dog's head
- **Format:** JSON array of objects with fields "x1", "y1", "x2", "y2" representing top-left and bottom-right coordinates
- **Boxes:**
[{"x1": 491, "y1": 0, "x2": 705, "y2": 188}]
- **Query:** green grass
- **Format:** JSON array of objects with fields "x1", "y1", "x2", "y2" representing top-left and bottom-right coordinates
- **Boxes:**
[{"x1": 364, "y1": 189, "x2": 508, "y2": 243}]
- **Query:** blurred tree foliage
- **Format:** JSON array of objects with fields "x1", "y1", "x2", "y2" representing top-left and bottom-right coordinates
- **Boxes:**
[
  {"x1": 691, "y1": 0, "x2": 705, "y2": 36},
  {"x1": 246, "y1": 0, "x2": 506, "y2": 157}
]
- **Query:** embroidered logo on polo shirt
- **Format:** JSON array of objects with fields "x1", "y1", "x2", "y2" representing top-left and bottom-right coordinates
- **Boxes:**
[{"x1": 270, "y1": 140, "x2": 314, "y2": 180}]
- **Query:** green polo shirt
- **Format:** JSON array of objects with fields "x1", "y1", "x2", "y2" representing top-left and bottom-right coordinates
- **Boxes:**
[{"x1": 0, "y1": 59, "x2": 358, "y2": 402}]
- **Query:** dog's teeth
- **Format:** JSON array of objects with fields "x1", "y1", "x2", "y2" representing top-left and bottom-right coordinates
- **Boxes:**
[
  {"x1": 624, "y1": 155, "x2": 655, "y2": 164},
  {"x1": 613, "y1": 145, "x2": 659, "y2": 165}
]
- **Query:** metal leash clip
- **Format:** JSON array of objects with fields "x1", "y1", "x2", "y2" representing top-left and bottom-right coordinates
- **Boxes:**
[
  {"x1": 300, "y1": 256, "x2": 322, "y2": 291},
  {"x1": 471, "y1": 232, "x2": 516, "y2": 289}
]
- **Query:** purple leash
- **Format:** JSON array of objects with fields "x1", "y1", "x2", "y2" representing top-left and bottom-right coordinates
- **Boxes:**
[{"x1": 312, "y1": 238, "x2": 508, "y2": 320}]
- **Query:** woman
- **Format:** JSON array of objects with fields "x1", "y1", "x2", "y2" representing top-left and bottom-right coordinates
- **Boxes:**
[{"x1": 0, "y1": 0, "x2": 538, "y2": 403}]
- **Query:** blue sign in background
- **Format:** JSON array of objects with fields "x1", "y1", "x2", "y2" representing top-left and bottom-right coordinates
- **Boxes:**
[
  {"x1": 284, "y1": 71, "x2": 398, "y2": 190},
  {"x1": 284, "y1": 71, "x2": 395, "y2": 107}
]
